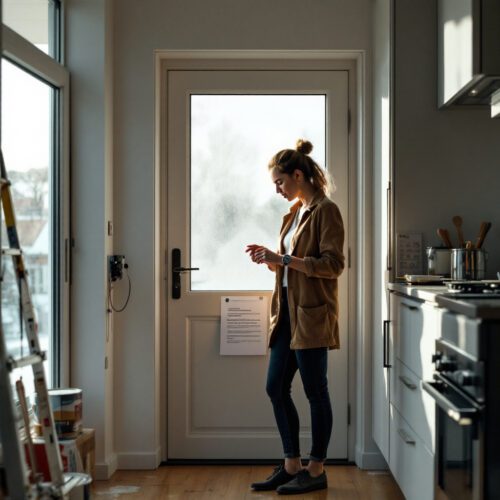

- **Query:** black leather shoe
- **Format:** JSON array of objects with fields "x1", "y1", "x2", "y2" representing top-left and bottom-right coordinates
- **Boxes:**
[
  {"x1": 250, "y1": 464, "x2": 298, "y2": 491},
  {"x1": 276, "y1": 469, "x2": 327, "y2": 495}
]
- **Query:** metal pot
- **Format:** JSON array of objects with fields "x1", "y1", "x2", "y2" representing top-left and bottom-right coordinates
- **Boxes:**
[
  {"x1": 451, "y1": 248, "x2": 487, "y2": 280},
  {"x1": 426, "y1": 247, "x2": 451, "y2": 276}
]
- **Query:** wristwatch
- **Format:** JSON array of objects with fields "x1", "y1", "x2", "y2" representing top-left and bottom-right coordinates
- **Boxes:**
[{"x1": 282, "y1": 254, "x2": 292, "y2": 266}]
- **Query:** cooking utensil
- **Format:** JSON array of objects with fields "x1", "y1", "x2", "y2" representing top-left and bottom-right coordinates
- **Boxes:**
[
  {"x1": 437, "y1": 228, "x2": 453, "y2": 248},
  {"x1": 452, "y1": 215, "x2": 465, "y2": 248},
  {"x1": 475, "y1": 221, "x2": 492, "y2": 249}
]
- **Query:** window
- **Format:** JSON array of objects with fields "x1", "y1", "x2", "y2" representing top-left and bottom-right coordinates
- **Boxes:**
[
  {"x1": 190, "y1": 94, "x2": 326, "y2": 290},
  {"x1": 1, "y1": 60, "x2": 54, "y2": 389},
  {"x1": 1, "y1": 4, "x2": 68, "y2": 390}
]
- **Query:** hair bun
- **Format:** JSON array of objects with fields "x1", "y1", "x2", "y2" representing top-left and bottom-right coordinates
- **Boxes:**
[{"x1": 296, "y1": 139, "x2": 313, "y2": 155}]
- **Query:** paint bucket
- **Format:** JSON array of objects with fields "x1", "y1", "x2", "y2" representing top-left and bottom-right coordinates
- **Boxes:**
[{"x1": 49, "y1": 388, "x2": 83, "y2": 439}]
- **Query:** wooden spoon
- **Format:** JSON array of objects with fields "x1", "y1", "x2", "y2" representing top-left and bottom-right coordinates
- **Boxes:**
[
  {"x1": 476, "y1": 222, "x2": 492, "y2": 249},
  {"x1": 437, "y1": 228, "x2": 453, "y2": 248},
  {"x1": 452, "y1": 215, "x2": 465, "y2": 248}
]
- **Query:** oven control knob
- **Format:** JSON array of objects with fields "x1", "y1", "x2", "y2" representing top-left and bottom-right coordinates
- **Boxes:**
[
  {"x1": 431, "y1": 352, "x2": 443, "y2": 364},
  {"x1": 456, "y1": 371, "x2": 477, "y2": 387},
  {"x1": 435, "y1": 357, "x2": 456, "y2": 372}
]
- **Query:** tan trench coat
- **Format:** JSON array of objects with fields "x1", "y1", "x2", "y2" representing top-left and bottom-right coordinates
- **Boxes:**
[{"x1": 268, "y1": 191, "x2": 345, "y2": 350}]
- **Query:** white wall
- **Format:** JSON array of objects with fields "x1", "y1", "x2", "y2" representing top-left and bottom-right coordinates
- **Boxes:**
[
  {"x1": 111, "y1": 0, "x2": 375, "y2": 469},
  {"x1": 66, "y1": 0, "x2": 116, "y2": 479},
  {"x1": 394, "y1": 0, "x2": 500, "y2": 274}
]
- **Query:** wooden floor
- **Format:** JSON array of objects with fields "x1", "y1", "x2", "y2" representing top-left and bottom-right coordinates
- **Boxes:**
[{"x1": 91, "y1": 465, "x2": 404, "y2": 499}]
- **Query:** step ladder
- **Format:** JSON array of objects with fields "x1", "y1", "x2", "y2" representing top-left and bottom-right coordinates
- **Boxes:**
[{"x1": 0, "y1": 151, "x2": 85, "y2": 499}]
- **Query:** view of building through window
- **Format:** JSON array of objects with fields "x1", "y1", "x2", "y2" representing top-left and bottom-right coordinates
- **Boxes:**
[{"x1": 1, "y1": 58, "x2": 53, "y2": 391}]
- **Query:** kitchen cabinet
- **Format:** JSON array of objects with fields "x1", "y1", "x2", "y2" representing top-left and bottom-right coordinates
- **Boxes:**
[
  {"x1": 388, "y1": 293, "x2": 439, "y2": 500},
  {"x1": 389, "y1": 405, "x2": 434, "y2": 500},
  {"x1": 374, "y1": 286, "x2": 441, "y2": 499}
]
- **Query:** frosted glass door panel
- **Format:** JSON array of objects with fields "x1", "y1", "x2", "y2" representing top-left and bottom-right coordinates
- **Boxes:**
[{"x1": 191, "y1": 95, "x2": 326, "y2": 291}]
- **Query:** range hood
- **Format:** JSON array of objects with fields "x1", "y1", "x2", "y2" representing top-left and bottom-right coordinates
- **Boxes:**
[{"x1": 438, "y1": 0, "x2": 500, "y2": 107}]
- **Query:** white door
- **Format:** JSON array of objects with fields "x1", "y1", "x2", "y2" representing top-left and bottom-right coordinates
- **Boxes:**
[{"x1": 166, "y1": 69, "x2": 349, "y2": 459}]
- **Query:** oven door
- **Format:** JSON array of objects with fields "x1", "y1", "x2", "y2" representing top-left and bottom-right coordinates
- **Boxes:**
[{"x1": 423, "y1": 378, "x2": 483, "y2": 500}]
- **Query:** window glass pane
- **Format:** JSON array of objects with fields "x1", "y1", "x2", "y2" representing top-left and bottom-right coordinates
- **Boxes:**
[
  {"x1": 191, "y1": 94, "x2": 326, "y2": 291},
  {"x1": 1, "y1": 59, "x2": 54, "y2": 393},
  {"x1": 3, "y1": 0, "x2": 59, "y2": 57}
]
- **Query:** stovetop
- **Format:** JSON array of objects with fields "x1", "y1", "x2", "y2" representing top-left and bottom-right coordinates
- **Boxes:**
[{"x1": 445, "y1": 280, "x2": 500, "y2": 296}]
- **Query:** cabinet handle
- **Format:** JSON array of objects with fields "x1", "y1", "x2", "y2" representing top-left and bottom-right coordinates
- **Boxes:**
[
  {"x1": 401, "y1": 302, "x2": 419, "y2": 311},
  {"x1": 399, "y1": 375, "x2": 417, "y2": 390},
  {"x1": 383, "y1": 320, "x2": 391, "y2": 368},
  {"x1": 398, "y1": 428, "x2": 416, "y2": 445}
]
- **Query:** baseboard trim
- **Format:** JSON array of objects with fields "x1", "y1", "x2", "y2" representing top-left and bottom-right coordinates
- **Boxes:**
[
  {"x1": 354, "y1": 445, "x2": 388, "y2": 470},
  {"x1": 117, "y1": 447, "x2": 162, "y2": 470},
  {"x1": 94, "y1": 452, "x2": 118, "y2": 480}
]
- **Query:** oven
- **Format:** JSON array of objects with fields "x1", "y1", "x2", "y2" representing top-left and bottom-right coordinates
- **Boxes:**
[
  {"x1": 424, "y1": 294, "x2": 500, "y2": 500},
  {"x1": 424, "y1": 371, "x2": 484, "y2": 500}
]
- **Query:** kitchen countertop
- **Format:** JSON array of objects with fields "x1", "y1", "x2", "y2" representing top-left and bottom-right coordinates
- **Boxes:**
[
  {"x1": 388, "y1": 282, "x2": 500, "y2": 320},
  {"x1": 387, "y1": 282, "x2": 447, "y2": 303}
]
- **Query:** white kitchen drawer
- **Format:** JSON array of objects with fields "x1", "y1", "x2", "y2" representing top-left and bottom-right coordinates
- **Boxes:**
[
  {"x1": 389, "y1": 404, "x2": 434, "y2": 500},
  {"x1": 396, "y1": 297, "x2": 439, "y2": 380},
  {"x1": 390, "y1": 358, "x2": 435, "y2": 452}
]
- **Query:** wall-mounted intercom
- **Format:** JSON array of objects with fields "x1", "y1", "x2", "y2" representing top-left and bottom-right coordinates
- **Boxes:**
[{"x1": 108, "y1": 255, "x2": 127, "y2": 282}]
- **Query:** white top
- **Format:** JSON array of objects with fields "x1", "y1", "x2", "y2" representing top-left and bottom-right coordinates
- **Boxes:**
[{"x1": 282, "y1": 205, "x2": 307, "y2": 286}]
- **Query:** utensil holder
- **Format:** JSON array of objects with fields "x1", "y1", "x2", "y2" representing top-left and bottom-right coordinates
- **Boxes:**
[{"x1": 451, "y1": 248, "x2": 487, "y2": 280}]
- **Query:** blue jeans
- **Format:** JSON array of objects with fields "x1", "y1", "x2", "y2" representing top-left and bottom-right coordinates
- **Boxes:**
[{"x1": 266, "y1": 290, "x2": 333, "y2": 462}]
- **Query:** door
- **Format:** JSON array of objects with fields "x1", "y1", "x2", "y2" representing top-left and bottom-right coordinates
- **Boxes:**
[{"x1": 166, "y1": 69, "x2": 349, "y2": 459}]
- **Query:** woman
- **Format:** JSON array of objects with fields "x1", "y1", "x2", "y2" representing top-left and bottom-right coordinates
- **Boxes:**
[{"x1": 246, "y1": 139, "x2": 344, "y2": 495}]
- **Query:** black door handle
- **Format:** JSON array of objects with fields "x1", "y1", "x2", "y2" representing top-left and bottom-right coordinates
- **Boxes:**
[
  {"x1": 383, "y1": 320, "x2": 391, "y2": 368},
  {"x1": 172, "y1": 248, "x2": 199, "y2": 299},
  {"x1": 173, "y1": 267, "x2": 200, "y2": 273}
]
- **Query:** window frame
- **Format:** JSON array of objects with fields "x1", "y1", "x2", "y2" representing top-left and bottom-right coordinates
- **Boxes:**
[{"x1": 2, "y1": 22, "x2": 70, "y2": 387}]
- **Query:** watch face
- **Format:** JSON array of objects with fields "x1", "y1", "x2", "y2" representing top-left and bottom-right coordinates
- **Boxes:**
[{"x1": 283, "y1": 254, "x2": 292, "y2": 266}]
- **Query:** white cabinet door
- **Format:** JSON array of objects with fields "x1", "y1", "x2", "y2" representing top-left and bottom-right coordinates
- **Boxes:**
[
  {"x1": 396, "y1": 298, "x2": 439, "y2": 380},
  {"x1": 389, "y1": 404, "x2": 434, "y2": 500},
  {"x1": 391, "y1": 359, "x2": 435, "y2": 453}
]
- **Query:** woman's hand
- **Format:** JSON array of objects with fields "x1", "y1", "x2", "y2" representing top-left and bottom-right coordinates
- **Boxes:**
[{"x1": 245, "y1": 244, "x2": 281, "y2": 265}]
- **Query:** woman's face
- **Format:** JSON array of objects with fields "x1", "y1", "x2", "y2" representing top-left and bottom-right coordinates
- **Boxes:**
[{"x1": 271, "y1": 167, "x2": 301, "y2": 201}]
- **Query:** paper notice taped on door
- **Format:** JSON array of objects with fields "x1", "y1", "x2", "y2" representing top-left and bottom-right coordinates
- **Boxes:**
[{"x1": 220, "y1": 296, "x2": 268, "y2": 355}]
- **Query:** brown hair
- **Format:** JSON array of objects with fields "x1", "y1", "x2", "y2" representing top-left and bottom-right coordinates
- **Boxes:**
[{"x1": 268, "y1": 139, "x2": 330, "y2": 195}]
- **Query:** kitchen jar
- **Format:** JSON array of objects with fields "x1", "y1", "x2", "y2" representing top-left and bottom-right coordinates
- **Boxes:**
[
  {"x1": 451, "y1": 248, "x2": 487, "y2": 280},
  {"x1": 426, "y1": 247, "x2": 451, "y2": 276}
]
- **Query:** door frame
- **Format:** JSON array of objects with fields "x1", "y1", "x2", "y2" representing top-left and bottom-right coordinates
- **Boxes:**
[{"x1": 155, "y1": 50, "x2": 368, "y2": 464}]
